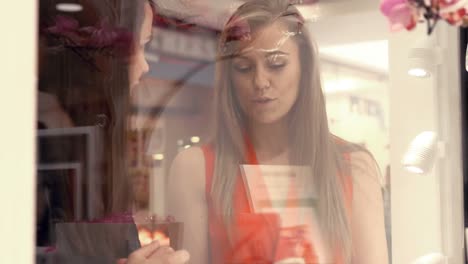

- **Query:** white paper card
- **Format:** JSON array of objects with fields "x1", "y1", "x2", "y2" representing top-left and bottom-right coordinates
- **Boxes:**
[{"x1": 239, "y1": 165, "x2": 317, "y2": 227}]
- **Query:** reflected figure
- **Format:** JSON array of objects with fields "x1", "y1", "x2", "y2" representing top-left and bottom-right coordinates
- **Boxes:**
[
  {"x1": 168, "y1": 0, "x2": 388, "y2": 263},
  {"x1": 37, "y1": 0, "x2": 189, "y2": 263}
]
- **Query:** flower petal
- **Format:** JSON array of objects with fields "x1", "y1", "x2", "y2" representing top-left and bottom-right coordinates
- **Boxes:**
[
  {"x1": 380, "y1": 0, "x2": 408, "y2": 16},
  {"x1": 386, "y1": 3, "x2": 418, "y2": 31}
]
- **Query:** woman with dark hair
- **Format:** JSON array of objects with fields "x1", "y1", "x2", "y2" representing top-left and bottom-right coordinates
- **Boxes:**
[
  {"x1": 37, "y1": 0, "x2": 189, "y2": 263},
  {"x1": 168, "y1": 0, "x2": 388, "y2": 263}
]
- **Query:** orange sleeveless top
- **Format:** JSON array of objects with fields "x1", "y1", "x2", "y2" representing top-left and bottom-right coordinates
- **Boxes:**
[{"x1": 202, "y1": 142, "x2": 353, "y2": 264}]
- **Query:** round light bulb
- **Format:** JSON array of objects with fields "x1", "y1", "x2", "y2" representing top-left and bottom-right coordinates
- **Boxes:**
[
  {"x1": 153, "y1": 153, "x2": 164, "y2": 161},
  {"x1": 402, "y1": 131, "x2": 437, "y2": 174},
  {"x1": 190, "y1": 136, "x2": 200, "y2": 143},
  {"x1": 56, "y1": 3, "x2": 83, "y2": 12},
  {"x1": 408, "y1": 68, "x2": 430, "y2": 78},
  {"x1": 404, "y1": 165, "x2": 424, "y2": 174}
]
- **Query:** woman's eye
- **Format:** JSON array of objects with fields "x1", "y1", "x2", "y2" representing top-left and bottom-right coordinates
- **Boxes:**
[
  {"x1": 233, "y1": 63, "x2": 252, "y2": 73},
  {"x1": 269, "y1": 61, "x2": 286, "y2": 69},
  {"x1": 267, "y1": 57, "x2": 287, "y2": 70}
]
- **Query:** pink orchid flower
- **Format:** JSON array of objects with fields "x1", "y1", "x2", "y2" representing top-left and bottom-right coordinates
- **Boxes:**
[
  {"x1": 46, "y1": 15, "x2": 79, "y2": 34},
  {"x1": 438, "y1": 0, "x2": 468, "y2": 26},
  {"x1": 46, "y1": 15, "x2": 133, "y2": 57},
  {"x1": 80, "y1": 20, "x2": 133, "y2": 55},
  {"x1": 46, "y1": 15, "x2": 87, "y2": 45},
  {"x1": 438, "y1": 0, "x2": 463, "y2": 8},
  {"x1": 380, "y1": 0, "x2": 419, "y2": 31}
]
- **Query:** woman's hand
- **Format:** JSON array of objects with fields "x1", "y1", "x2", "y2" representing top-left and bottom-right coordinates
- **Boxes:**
[
  {"x1": 117, "y1": 241, "x2": 190, "y2": 264},
  {"x1": 38, "y1": 91, "x2": 73, "y2": 128}
]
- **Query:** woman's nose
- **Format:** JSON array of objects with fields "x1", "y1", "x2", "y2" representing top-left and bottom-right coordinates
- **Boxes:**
[
  {"x1": 253, "y1": 67, "x2": 271, "y2": 90},
  {"x1": 142, "y1": 58, "x2": 150, "y2": 74}
]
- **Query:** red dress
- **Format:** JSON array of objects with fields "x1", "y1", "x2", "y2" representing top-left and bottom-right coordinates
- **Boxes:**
[{"x1": 202, "y1": 142, "x2": 353, "y2": 264}]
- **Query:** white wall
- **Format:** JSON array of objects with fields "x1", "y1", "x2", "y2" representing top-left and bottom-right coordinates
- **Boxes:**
[
  {"x1": 434, "y1": 25, "x2": 464, "y2": 264},
  {"x1": 389, "y1": 27, "x2": 441, "y2": 263},
  {"x1": 0, "y1": 0, "x2": 37, "y2": 263},
  {"x1": 389, "y1": 24, "x2": 463, "y2": 263}
]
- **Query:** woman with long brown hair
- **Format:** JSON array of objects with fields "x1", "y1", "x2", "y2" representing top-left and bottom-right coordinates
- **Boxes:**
[
  {"x1": 37, "y1": 0, "x2": 189, "y2": 262},
  {"x1": 168, "y1": 0, "x2": 388, "y2": 263}
]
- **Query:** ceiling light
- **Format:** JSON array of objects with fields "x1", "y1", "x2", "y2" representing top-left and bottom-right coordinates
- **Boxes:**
[
  {"x1": 404, "y1": 166, "x2": 424, "y2": 174},
  {"x1": 190, "y1": 136, "x2": 200, "y2": 143},
  {"x1": 411, "y1": 252, "x2": 446, "y2": 264},
  {"x1": 408, "y1": 67, "x2": 430, "y2": 78},
  {"x1": 153, "y1": 154, "x2": 164, "y2": 161},
  {"x1": 56, "y1": 3, "x2": 83, "y2": 12},
  {"x1": 402, "y1": 131, "x2": 437, "y2": 174},
  {"x1": 408, "y1": 35, "x2": 442, "y2": 78}
]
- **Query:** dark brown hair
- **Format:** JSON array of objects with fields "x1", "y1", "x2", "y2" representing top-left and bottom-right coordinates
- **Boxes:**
[{"x1": 38, "y1": 0, "x2": 152, "y2": 218}]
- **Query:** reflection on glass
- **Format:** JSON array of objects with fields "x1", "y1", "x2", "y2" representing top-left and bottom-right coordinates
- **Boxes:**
[
  {"x1": 164, "y1": 1, "x2": 388, "y2": 264},
  {"x1": 36, "y1": 0, "x2": 190, "y2": 263},
  {"x1": 36, "y1": 0, "x2": 390, "y2": 263}
]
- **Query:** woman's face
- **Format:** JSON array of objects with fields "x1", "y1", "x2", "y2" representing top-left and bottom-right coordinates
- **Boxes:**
[
  {"x1": 129, "y1": 2, "x2": 153, "y2": 89},
  {"x1": 231, "y1": 21, "x2": 301, "y2": 125}
]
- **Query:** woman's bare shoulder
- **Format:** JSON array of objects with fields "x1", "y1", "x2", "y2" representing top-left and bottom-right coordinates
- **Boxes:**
[
  {"x1": 167, "y1": 147, "x2": 210, "y2": 263},
  {"x1": 333, "y1": 136, "x2": 379, "y2": 177},
  {"x1": 169, "y1": 147, "x2": 206, "y2": 190},
  {"x1": 348, "y1": 150, "x2": 383, "y2": 199},
  {"x1": 172, "y1": 146, "x2": 205, "y2": 169},
  {"x1": 349, "y1": 150, "x2": 378, "y2": 171}
]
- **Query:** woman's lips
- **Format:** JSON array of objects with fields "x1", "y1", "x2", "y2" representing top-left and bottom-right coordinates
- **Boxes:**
[{"x1": 252, "y1": 97, "x2": 277, "y2": 104}]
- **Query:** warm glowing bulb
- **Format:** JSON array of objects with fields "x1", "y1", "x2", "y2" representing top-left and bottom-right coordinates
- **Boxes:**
[
  {"x1": 190, "y1": 136, "x2": 200, "y2": 143},
  {"x1": 56, "y1": 3, "x2": 83, "y2": 12},
  {"x1": 153, "y1": 231, "x2": 171, "y2": 246},
  {"x1": 408, "y1": 68, "x2": 430, "y2": 78},
  {"x1": 405, "y1": 165, "x2": 424, "y2": 174},
  {"x1": 138, "y1": 229, "x2": 153, "y2": 246},
  {"x1": 153, "y1": 153, "x2": 164, "y2": 161}
]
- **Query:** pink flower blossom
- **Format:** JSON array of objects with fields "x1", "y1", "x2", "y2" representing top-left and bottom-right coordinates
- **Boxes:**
[
  {"x1": 80, "y1": 21, "x2": 133, "y2": 56},
  {"x1": 380, "y1": 0, "x2": 419, "y2": 31},
  {"x1": 46, "y1": 15, "x2": 79, "y2": 34},
  {"x1": 438, "y1": 0, "x2": 462, "y2": 7},
  {"x1": 46, "y1": 15, "x2": 87, "y2": 45},
  {"x1": 380, "y1": 0, "x2": 468, "y2": 34},
  {"x1": 441, "y1": 8, "x2": 467, "y2": 25},
  {"x1": 46, "y1": 15, "x2": 133, "y2": 57},
  {"x1": 380, "y1": 0, "x2": 408, "y2": 16},
  {"x1": 438, "y1": 0, "x2": 468, "y2": 25}
]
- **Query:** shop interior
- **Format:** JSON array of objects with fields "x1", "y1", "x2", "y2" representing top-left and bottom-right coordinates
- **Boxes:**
[{"x1": 2, "y1": 0, "x2": 464, "y2": 263}]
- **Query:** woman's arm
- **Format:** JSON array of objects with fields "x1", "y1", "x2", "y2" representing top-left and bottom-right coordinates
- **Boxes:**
[
  {"x1": 167, "y1": 147, "x2": 209, "y2": 264},
  {"x1": 350, "y1": 151, "x2": 389, "y2": 264},
  {"x1": 38, "y1": 91, "x2": 73, "y2": 128}
]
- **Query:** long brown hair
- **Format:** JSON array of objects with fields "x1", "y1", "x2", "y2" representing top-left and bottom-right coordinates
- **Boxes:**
[
  {"x1": 38, "y1": 0, "x2": 152, "y2": 217},
  {"x1": 211, "y1": 0, "x2": 352, "y2": 261}
]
